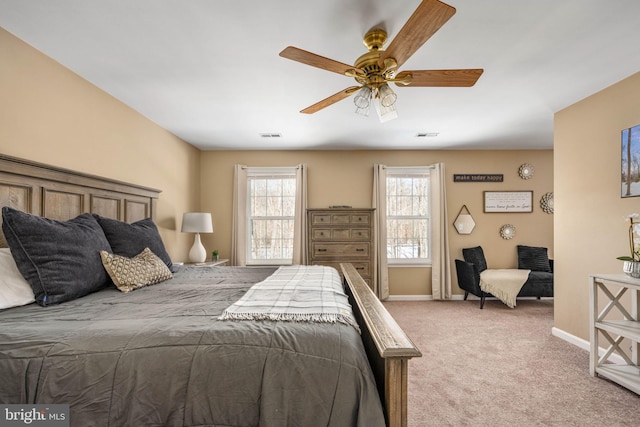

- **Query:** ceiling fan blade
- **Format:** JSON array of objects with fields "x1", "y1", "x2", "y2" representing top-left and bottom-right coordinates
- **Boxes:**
[
  {"x1": 395, "y1": 69, "x2": 483, "y2": 87},
  {"x1": 379, "y1": 0, "x2": 456, "y2": 69},
  {"x1": 300, "y1": 86, "x2": 361, "y2": 114},
  {"x1": 280, "y1": 46, "x2": 363, "y2": 76}
]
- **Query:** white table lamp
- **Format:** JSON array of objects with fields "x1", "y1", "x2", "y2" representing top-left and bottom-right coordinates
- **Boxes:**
[{"x1": 181, "y1": 212, "x2": 213, "y2": 263}]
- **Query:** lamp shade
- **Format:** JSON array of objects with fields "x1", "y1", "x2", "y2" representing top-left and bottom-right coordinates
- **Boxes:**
[{"x1": 181, "y1": 212, "x2": 213, "y2": 233}]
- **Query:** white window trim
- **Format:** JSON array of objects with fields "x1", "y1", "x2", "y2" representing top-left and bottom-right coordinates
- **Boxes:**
[
  {"x1": 385, "y1": 166, "x2": 432, "y2": 267},
  {"x1": 245, "y1": 166, "x2": 297, "y2": 266}
]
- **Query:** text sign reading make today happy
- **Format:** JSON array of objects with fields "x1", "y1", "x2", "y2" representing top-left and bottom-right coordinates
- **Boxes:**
[
  {"x1": 484, "y1": 191, "x2": 533, "y2": 213},
  {"x1": 453, "y1": 174, "x2": 504, "y2": 182}
]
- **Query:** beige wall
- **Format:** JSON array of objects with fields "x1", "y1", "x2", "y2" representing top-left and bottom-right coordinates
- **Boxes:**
[
  {"x1": 554, "y1": 71, "x2": 640, "y2": 341},
  {"x1": 0, "y1": 27, "x2": 201, "y2": 261},
  {"x1": 201, "y1": 150, "x2": 553, "y2": 295},
  {"x1": 0, "y1": 25, "x2": 555, "y2": 297},
  {"x1": 4, "y1": 16, "x2": 639, "y2": 348}
]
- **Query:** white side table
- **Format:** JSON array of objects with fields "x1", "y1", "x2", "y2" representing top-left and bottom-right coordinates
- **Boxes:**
[
  {"x1": 589, "y1": 273, "x2": 640, "y2": 394},
  {"x1": 185, "y1": 259, "x2": 229, "y2": 267}
]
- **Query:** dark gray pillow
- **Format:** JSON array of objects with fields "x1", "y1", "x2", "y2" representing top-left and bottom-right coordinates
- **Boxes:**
[
  {"x1": 1, "y1": 207, "x2": 112, "y2": 306},
  {"x1": 462, "y1": 246, "x2": 488, "y2": 272},
  {"x1": 93, "y1": 215, "x2": 173, "y2": 270},
  {"x1": 517, "y1": 245, "x2": 551, "y2": 272}
]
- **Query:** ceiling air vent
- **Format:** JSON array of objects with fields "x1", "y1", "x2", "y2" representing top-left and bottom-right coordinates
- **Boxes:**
[
  {"x1": 416, "y1": 132, "x2": 439, "y2": 138},
  {"x1": 259, "y1": 133, "x2": 282, "y2": 138}
]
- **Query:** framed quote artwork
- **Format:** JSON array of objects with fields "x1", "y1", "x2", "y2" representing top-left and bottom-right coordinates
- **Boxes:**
[{"x1": 483, "y1": 191, "x2": 533, "y2": 213}]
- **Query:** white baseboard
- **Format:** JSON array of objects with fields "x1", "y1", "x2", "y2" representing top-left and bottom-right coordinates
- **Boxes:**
[
  {"x1": 552, "y1": 327, "x2": 625, "y2": 364},
  {"x1": 386, "y1": 294, "x2": 467, "y2": 301},
  {"x1": 386, "y1": 295, "x2": 432, "y2": 301},
  {"x1": 551, "y1": 327, "x2": 590, "y2": 351}
]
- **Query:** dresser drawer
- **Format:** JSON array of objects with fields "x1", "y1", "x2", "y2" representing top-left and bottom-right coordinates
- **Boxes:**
[
  {"x1": 310, "y1": 213, "x2": 350, "y2": 225},
  {"x1": 350, "y1": 214, "x2": 370, "y2": 225},
  {"x1": 312, "y1": 228, "x2": 351, "y2": 240},
  {"x1": 310, "y1": 212, "x2": 370, "y2": 225},
  {"x1": 312, "y1": 243, "x2": 369, "y2": 258},
  {"x1": 331, "y1": 214, "x2": 351, "y2": 224},
  {"x1": 347, "y1": 261, "x2": 370, "y2": 278},
  {"x1": 350, "y1": 228, "x2": 370, "y2": 240},
  {"x1": 312, "y1": 228, "x2": 369, "y2": 241},
  {"x1": 311, "y1": 261, "x2": 370, "y2": 278},
  {"x1": 312, "y1": 229, "x2": 331, "y2": 240},
  {"x1": 310, "y1": 214, "x2": 332, "y2": 225}
]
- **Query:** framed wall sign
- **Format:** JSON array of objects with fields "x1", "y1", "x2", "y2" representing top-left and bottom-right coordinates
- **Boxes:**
[
  {"x1": 484, "y1": 191, "x2": 533, "y2": 213},
  {"x1": 622, "y1": 124, "x2": 640, "y2": 198},
  {"x1": 453, "y1": 174, "x2": 504, "y2": 182}
]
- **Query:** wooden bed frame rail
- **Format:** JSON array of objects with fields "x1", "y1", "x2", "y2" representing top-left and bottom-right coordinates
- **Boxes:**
[{"x1": 341, "y1": 263, "x2": 422, "y2": 427}]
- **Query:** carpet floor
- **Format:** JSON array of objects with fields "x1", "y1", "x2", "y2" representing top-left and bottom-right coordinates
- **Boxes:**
[{"x1": 383, "y1": 299, "x2": 640, "y2": 426}]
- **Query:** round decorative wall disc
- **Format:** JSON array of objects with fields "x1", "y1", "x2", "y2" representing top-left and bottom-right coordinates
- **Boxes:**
[
  {"x1": 500, "y1": 224, "x2": 516, "y2": 239},
  {"x1": 518, "y1": 163, "x2": 534, "y2": 179},
  {"x1": 540, "y1": 192, "x2": 554, "y2": 214}
]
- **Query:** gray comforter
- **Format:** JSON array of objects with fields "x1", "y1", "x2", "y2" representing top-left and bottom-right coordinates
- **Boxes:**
[{"x1": 0, "y1": 266, "x2": 385, "y2": 427}]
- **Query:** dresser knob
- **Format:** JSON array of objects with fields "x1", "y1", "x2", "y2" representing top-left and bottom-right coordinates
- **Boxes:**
[
  {"x1": 318, "y1": 248, "x2": 327, "y2": 252},
  {"x1": 356, "y1": 248, "x2": 364, "y2": 252}
]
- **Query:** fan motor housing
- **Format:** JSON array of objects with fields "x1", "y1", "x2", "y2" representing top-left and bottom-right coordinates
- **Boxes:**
[
  {"x1": 354, "y1": 29, "x2": 396, "y2": 85},
  {"x1": 354, "y1": 51, "x2": 383, "y2": 83},
  {"x1": 362, "y1": 28, "x2": 387, "y2": 51}
]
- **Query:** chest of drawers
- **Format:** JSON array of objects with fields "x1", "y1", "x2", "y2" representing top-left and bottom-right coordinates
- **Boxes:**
[{"x1": 307, "y1": 208, "x2": 375, "y2": 285}]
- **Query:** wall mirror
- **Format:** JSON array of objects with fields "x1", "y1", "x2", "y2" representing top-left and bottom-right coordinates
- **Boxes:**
[{"x1": 454, "y1": 205, "x2": 476, "y2": 235}]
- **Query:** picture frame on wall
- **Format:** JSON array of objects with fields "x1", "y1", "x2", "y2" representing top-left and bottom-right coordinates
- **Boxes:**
[
  {"x1": 622, "y1": 124, "x2": 640, "y2": 198},
  {"x1": 484, "y1": 191, "x2": 533, "y2": 213}
]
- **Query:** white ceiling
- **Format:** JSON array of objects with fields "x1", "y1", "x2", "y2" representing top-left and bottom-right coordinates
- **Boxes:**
[{"x1": 1, "y1": 0, "x2": 640, "y2": 151}]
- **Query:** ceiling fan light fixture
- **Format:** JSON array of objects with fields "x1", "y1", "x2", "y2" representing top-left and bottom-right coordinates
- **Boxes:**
[
  {"x1": 378, "y1": 83, "x2": 397, "y2": 108},
  {"x1": 374, "y1": 96, "x2": 398, "y2": 123},
  {"x1": 354, "y1": 104, "x2": 370, "y2": 117},
  {"x1": 353, "y1": 86, "x2": 372, "y2": 108}
]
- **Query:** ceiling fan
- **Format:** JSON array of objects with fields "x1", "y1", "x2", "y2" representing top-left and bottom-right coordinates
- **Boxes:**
[{"x1": 279, "y1": 0, "x2": 483, "y2": 122}]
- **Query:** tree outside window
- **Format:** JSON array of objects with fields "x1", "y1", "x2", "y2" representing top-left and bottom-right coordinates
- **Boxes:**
[
  {"x1": 247, "y1": 172, "x2": 296, "y2": 264},
  {"x1": 386, "y1": 170, "x2": 430, "y2": 264}
]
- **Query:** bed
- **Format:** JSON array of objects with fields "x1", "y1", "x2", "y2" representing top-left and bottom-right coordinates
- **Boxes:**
[{"x1": 0, "y1": 154, "x2": 421, "y2": 427}]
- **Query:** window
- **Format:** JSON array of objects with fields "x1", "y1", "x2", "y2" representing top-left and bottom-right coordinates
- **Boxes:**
[
  {"x1": 247, "y1": 168, "x2": 297, "y2": 265},
  {"x1": 386, "y1": 168, "x2": 430, "y2": 265}
]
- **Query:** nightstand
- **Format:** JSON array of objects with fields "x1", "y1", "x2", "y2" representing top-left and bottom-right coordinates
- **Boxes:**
[{"x1": 185, "y1": 259, "x2": 229, "y2": 267}]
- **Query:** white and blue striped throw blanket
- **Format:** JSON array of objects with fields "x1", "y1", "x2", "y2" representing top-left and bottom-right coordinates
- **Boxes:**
[{"x1": 219, "y1": 265, "x2": 360, "y2": 332}]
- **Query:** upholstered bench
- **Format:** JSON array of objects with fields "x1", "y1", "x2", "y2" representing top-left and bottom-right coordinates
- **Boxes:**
[{"x1": 455, "y1": 245, "x2": 554, "y2": 308}]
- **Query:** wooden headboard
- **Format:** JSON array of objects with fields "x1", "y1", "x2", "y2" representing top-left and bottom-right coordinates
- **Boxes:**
[{"x1": 0, "y1": 154, "x2": 161, "y2": 247}]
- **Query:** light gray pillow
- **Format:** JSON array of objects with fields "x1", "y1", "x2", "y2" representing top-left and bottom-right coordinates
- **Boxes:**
[{"x1": 0, "y1": 248, "x2": 35, "y2": 309}]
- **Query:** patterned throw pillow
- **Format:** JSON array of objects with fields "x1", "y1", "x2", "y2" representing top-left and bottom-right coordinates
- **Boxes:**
[{"x1": 100, "y1": 248, "x2": 173, "y2": 293}]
